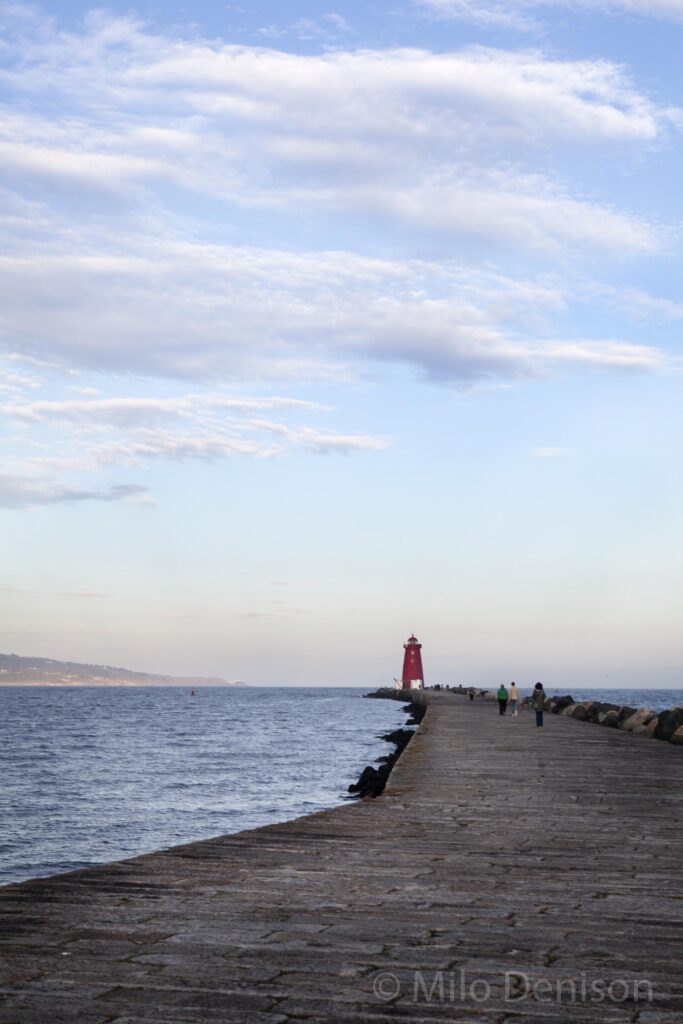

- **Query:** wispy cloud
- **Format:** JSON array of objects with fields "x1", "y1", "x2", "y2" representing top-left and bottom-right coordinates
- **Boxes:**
[
  {"x1": 418, "y1": 0, "x2": 683, "y2": 29},
  {"x1": 0, "y1": 6, "x2": 677, "y2": 517},
  {"x1": 0, "y1": 13, "x2": 674, "y2": 251},
  {"x1": 0, "y1": 384, "x2": 393, "y2": 505},
  {"x1": 0, "y1": 473, "x2": 150, "y2": 510},
  {"x1": 0, "y1": 237, "x2": 672, "y2": 389}
]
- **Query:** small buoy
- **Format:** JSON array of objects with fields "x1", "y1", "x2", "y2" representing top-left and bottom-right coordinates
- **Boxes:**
[{"x1": 190, "y1": 689, "x2": 195, "y2": 697}]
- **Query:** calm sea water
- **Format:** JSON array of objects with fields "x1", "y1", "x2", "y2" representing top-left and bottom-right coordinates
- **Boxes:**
[
  {"x1": 2, "y1": 685, "x2": 680, "y2": 888},
  {"x1": 0, "y1": 686, "x2": 408, "y2": 887}
]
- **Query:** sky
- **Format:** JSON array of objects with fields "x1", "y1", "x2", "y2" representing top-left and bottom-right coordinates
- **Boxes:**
[{"x1": 0, "y1": 0, "x2": 681, "y2": 688}]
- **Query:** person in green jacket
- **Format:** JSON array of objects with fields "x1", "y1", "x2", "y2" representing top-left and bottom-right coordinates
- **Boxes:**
[{"x1": 496, "y1": 684, "x2": 508, "y2": 716}]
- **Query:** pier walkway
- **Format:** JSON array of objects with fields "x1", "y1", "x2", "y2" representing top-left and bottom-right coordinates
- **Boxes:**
[{"x1": 1, "y1": 693, "x2": 682, "y2": 1024}]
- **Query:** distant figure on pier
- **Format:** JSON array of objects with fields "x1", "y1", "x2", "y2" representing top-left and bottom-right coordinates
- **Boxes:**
[
  {"x1": 469, "y1": 688, "x2": 475, "y2": 701},
  {"x1": 496, "y1": 684, "x2": 508, "y2": 716},
  {"x1": 509, "y1": 682, "x2": 519, "y2": 717},
  {"x1": 531, "y1": 682, "x2": 546, "y2": 727}
]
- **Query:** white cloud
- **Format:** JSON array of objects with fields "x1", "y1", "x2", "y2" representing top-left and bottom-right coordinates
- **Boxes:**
[
  {"x1": 0, "y1": 472, "x2": 150, "y2": 510},
  {"x1": 2, "y1": 395, "x2": 325, "y2": 425},
  {"x1": 0, "y1": 13, "x2": 673, "y2": 257},
  {"x1": 351, "y1": 178, "x2": 658, "y2": 253},
  {"x1": 0, "y1": 230, "x2": 671, "y2": 389},
  {"x1": 545, "y1": 339, "x2": 672, "y2": 371},
  {"x1": 419, "y1": 0, "x2": 683, "y2": 27},
  {"x1": 0, "y1": 6, "x2": 675, "y2": 506},
  {"x1": 0, "y1": 387, "x2": 393, "y2": 515}
]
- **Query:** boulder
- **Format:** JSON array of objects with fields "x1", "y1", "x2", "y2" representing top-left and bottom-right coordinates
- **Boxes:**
[
  {"x1": 622, "y1": 708, "x2": 657, "y2": 732},
  {"x1": 670, "y1": 725, "x2": 683, "y2": 745},
  {"x1": 548, "y1": 695, "x2": 575, "y2": 714},
  {"x1": 654, "y1": 707, "x2": 683, "y2": 742},
  {"x1": 645, "y1": 716, "x2": 660, "y2": 738},
  {"x1": 603, "y1": 710, "x2": 620, "y2": 728},
  {"x1": 595, "y1": 704, "x2": 619, "y2": 724},
  {"x1": 570, "y1": 702, "x2": 594, "y2": 721},
  {"x1": 617, "y1": 706, "x2": 637, "y2": 726},
  {"x1": 348, "y1": 764, "x2": 389, "y2": 798}
]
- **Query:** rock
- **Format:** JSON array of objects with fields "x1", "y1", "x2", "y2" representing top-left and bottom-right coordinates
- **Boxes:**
[
  {"x1": 594, "y1": 702, "x2": 620, "y2": 724},
  {"x1": 645, "y1": 716, "x2": 659, "y2": 738},
  {"x1": 571, "y1": 702, "x2": 594, "y2": 721},
  {"x1": 380, "y1": 728, "x2": 412, "y2": 745},
  {"x1": 550, "y1": 695, "x2": 575, "y2": 713},
  {"x1": 670, "y1": 725, "x2": 683, "y2": 745},
  {"x1": 603, "y1": 710, "x2": 619, "y2": 728},
  {"x1": 617, "y1": 706, "x2": 637, "y2": 726},
  {"x1": 654, "y1": 707, "x2": 683, "y2": 742},
  {"x1": 349, "y1": 720, "x2": 417, "y2": 798},
  {"x1": 622, "y1": 708, "x2": 657, "y2": 732},
  {"x1": 348, "y1": 764, "x2": 389, "y2": 798}
]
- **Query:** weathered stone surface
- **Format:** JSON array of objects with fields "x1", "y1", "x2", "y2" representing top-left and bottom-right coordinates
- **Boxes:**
[
  {"x1": 654, "y1": 707, "x2": 683, "y2": 742},
  {"x1": 670, "y1": 725, "x2": 683, "y2": 745},
  {"x1": 622, "y1": 708, "x2": 657, "y2": 732},
  {"x1": 0, "y1": 692, "x2": 681, "y2": 1024},
  {"x1": 595, "y1": 703, "x2": 620, "y2": 724},
  {"x1": 646, "y1": 716, "x2": 660, "y2": 738},
  {"x1": 545, "y1": 695, "x2": 574, "y2": 714}
]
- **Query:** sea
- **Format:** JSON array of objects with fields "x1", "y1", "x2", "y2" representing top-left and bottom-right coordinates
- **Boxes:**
[{"x1": 1, "y1": 684, "x2": 681, "y2": 888}]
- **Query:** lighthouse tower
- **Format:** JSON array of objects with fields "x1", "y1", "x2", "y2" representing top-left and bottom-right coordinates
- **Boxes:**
[{"x1": 400, "y1": 634, "x2": 424, "y2": 690}]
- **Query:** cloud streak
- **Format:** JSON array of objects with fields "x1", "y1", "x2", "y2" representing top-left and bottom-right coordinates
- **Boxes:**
[
  {"x1": 0, "y1": 237, "x2": 672, "y2": 387},
  {"x1": 0, "y1": 13, "x2": 674, "y2": 256},
  {"x1": 0, "y1": 6, "x2": 677, "y2": 516},
  {"x1": 0, "y1": 473, "x2": 150, "y2": 510},
  {"x1": 419, "y1": 0, "x2": 683, "y2": 29}
]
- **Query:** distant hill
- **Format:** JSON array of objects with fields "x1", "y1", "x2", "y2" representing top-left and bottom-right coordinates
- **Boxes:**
[{"x1": 0, "y1": 652, "x2": 245, "y2": 687}]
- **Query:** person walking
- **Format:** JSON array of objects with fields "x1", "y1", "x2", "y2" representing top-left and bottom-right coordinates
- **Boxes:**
[
  {"x1": 531, "y1": 682, "x2": 546, "y2": 727},
  {"x1": 509, "y1": 682, "x2": 519, "y2": 717},
  {"x1": 496, "y1": 683, "x2": 508, "y2": 716}
]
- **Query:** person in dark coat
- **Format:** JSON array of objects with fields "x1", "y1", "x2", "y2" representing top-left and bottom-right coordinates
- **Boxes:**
[
  {"x1": 496, "y1": 684, "x2": 508, "y2": 716},
  {"x1": 531, "y1": 682, "x2": 546, "y2": 727}
]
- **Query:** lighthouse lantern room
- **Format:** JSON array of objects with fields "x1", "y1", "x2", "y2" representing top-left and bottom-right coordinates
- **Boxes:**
[{"x1": 400, "y1": 634, "x2": 424, "y2": 690}]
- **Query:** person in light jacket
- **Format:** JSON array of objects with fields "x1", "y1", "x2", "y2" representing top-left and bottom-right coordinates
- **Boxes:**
[
  {"x1": 531, "y1": 682, "x2": 546, "y2": 727},
  {"x1": 509, "y1": 682, "x2": 519, "y2": 717},
  {"x1": 496, "y1": 684, "x2": 508, "y2": 716}
]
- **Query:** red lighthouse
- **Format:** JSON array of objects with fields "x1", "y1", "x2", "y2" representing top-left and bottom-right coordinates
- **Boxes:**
[{"x1": 400, "y1": 634, "x2": 424, "y2": 690}]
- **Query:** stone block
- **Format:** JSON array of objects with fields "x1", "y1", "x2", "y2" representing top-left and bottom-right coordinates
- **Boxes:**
[{"x1": 622, "y1": 708, "x2": 657, "y2": 732}]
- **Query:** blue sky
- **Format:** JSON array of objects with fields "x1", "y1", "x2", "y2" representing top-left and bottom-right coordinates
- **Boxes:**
[{"x1": 1, "y1": 0, "x2": 681, "y2": 686}]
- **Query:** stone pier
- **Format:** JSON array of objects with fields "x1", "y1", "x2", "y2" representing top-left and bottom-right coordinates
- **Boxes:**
[{"x1": 1, "y1": 692, "x2": 681, "y2": 1023}]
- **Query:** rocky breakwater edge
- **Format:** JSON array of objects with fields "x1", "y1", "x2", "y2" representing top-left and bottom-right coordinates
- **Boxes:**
[
  {"x1": 346, "y1": 689, "x2": 426, "y2": 798},
  {"x1": 521, "y1": 691, "x2": 683, "y2": 746}
]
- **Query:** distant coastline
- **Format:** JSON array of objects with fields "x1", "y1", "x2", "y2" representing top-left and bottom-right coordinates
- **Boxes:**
[{"x1": 0, "y1": 652, "x2": 244, "y2": 687}]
